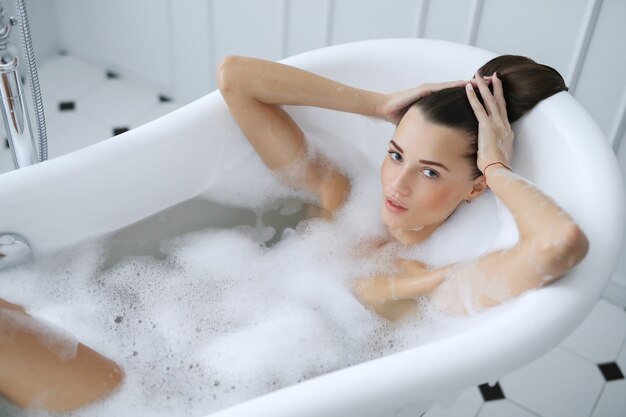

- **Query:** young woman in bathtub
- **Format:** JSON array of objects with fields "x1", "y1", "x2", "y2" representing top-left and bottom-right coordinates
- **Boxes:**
[{"x1": 217, "y1": 54, "x2": 589, "y2": 320}]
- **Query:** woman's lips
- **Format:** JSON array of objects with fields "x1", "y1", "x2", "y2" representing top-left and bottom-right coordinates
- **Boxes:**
[{"x1": 385, "y1": 197, "x2": 408, "y2": 213}]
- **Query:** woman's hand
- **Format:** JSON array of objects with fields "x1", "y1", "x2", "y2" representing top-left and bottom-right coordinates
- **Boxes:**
[
  {"x1": 354, "y1": 275, "x2": 396, "y2": 304},
  {"x1": 353, "y1": 276, "x2": 417, "y2": 321},
  {"x1": 377, "y1": 77, "x2": 492, "y2": 125},
  {"x1": 465, "y1": 72, "x2": 514, "y2": 174}
]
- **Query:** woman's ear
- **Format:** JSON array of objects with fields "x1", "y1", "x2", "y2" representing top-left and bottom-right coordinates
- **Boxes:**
[{"x1": 467, "y1": 175, "x2": 488, "y2": 200}]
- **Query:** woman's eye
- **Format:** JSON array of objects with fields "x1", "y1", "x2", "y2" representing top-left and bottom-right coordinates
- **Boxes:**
[
  {"x1": 388, "y1": 151, "x2": 402, "y2": 162},
  {"x1": 422, "y1": 168, "x2": 439, "y2": 179}
]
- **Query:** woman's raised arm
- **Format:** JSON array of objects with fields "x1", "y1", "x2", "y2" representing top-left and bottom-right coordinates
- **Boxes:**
[
  {"x1": 217, "y1": 55, "x2": 380, "y2": 213},
  {"x1": 217, "y1": 56, "x2": 474, "y2": 213}
]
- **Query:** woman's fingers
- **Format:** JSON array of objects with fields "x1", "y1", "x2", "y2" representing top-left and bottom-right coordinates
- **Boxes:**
[
  {"x1": 474, "y1": 72, "x2": 500, "y2": 118},
  {"x1": 465, "y1": 83, "x2": 488, "y2": 121},
  {"x1": 491, "y1": 72, "x2": 509, "y2": 124}
]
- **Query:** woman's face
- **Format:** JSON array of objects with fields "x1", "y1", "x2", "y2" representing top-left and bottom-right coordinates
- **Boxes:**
[{"x1": 380, "y1": 106, "x2": 485, "y2": 233}]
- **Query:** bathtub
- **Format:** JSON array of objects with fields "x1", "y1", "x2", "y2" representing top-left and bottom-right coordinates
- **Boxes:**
[{"x1": 0, "y1": 38, "x2": 624, "y2": 417}]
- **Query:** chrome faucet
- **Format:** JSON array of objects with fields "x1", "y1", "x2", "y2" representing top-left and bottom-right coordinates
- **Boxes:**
[
  {"x1": 0, "y1": 4, "x2": 37, "y2": 168},
  {"x1": 0, "y1": 1, "x2": 44, "y2": 272}
]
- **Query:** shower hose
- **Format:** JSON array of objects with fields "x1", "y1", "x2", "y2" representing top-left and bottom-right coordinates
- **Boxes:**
[{"x1": 15, "y1": 0, "x2": 47, "y2": 162}]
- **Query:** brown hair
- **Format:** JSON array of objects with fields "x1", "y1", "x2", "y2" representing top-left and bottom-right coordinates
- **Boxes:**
[{"x1": 412, "y1": 55, "x2": 568, "y2": 180}]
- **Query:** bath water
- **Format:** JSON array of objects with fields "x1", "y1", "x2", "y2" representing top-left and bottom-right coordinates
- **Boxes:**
[{"x1": 0, "y1": 132, "x2": 518, "y2": 416}]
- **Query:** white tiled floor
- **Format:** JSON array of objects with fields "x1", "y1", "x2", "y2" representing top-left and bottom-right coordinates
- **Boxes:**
[
  {"x1": 500, "y1": 347, "x2": 605, "y2": 417},
  {"x1": 425, "y1": 295, "x2": 626, "y2": 417},
  {"x1": 0, "y1": 54, "x2": 180, "y2": 174},
  {"x1": 477, "y1": 400, "x2": 538, "y2": 417},
  {"x1": 561, "y1": 300, "x2": 626, "y2": 364},
  {"x1": 2, "y1": 54, "x2": 626, "y2": 417}
]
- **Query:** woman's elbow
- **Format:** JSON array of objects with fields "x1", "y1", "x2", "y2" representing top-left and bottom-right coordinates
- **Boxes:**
[
  {"x1": 562, "y1": 224, "x2": 590, "y2": 266},
  {"x1": 545, "y1": 224, "x2": 590, "y2": 279},
  {"x1": 216, "y1": 55, "x2": 245, "y2": 93}
]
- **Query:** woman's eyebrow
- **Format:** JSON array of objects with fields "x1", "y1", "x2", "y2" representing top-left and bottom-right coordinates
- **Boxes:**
[
  {"x1": 419, "y1": 159, "x2": 450, "y2": 172},
  {"x1": 389, "y1": 140, "x2": 450, "y2": 172},
  {"x1": 389, "y1": 140, "x2": 403, "y2": 152}
]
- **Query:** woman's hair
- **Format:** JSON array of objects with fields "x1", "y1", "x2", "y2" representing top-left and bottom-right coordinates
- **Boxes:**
[{"x1": 412, "y1": 55, "x2": 568, "y2": 180}]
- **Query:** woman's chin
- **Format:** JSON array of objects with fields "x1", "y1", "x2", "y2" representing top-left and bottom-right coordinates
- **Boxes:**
[{"x1": 381, "y1": 212, "x2": 414, "y2": 231}]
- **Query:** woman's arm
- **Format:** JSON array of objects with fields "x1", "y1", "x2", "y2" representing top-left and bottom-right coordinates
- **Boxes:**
[
  {"x1": 217, "y1": 55, "x2": 372, "y2": 213},
  {"x1": 392, "y1": 167, "x2": 589, "y2": 315},
  {"x1": 0, "y1": 298, "x2": 123, "y2": 411},
  {"x1": 217, "y1": 56, "x2": 473, "y2": 213},
  {"x1": 357, "y1": 166, "x2": 589, "y2": 318}
]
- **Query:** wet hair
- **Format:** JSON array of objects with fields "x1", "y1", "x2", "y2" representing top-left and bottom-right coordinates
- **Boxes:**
[{"x1": 411, "y1": 55, "x2": 568, "y2": 180}]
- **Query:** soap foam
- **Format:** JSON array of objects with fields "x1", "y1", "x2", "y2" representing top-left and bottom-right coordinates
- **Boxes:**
[{"x1": 0, "y1": 132, "x2": 515, "y2": 417}]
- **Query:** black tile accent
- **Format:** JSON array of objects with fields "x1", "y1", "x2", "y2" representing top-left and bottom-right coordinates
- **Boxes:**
[
  {"x1": 159, "y1": 94, "x2": 172, "y2": 103},
  {"x1": 4, "y1": 138, "x2": 9, "y2": 148},
  {"x1": 478, "y1": 382, "x2": 506, "y2": 401},
  {"x1": 59, "y1": 49, "x2": 68, "y2": 56},
  {"x1": 106, "y1": 70, "x2": 120, "y2": 79},
  {"x1": 20, "y1": 75, "x2": 26, "y2": 85},
  {"x1": 59, "y1": 101, "x2": 76, "y2": 111},
  {"x1": 113, "y1": 127, "x2": 129, "y2": 136},
  {"x1": 598, "y1": 362, "x2": 624, "y2": 381}
]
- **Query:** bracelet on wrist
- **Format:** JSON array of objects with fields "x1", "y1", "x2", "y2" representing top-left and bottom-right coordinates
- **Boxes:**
[{"x1": 483, "y1": 162, "x2": 512, "y2": 185}]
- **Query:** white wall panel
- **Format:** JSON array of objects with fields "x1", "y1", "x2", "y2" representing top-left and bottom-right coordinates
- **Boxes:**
[
  {"x1": 475, "y1": 0, "x2": 589, "y2": 82},
  {"x1": 26, "y1": 0, "x2": 60, "y2": 64},
  {"x1": 331, "y1": 0, "x2": 421, "y2": 44},
  {"x1": 211, "y1": 0, "x2": 285, "y2": 62},
  {"x1": 286, "y1": 0, "x2": 330, "y2": 56},
  {"x1": 171, "y1": 1, "x2": 212, "y2": 103},
  {"x1": 423, "y1": 0, "x2": 476, "y2": 43},
  {"x1": 54, "y1": 0, "x2": 97, "y2": 62},
  {"x1": 209, "y1": 0, "x2": 285, "y2": 92},
  {"x1": 574, "y1": 0, "x2": 626, "y2": 143},
  {"x1": 92, "y1": 0, "x2": 172, "y2": 90},
  {"x1": 55, "y1": 0, "x2": 172, "y2": 93}
]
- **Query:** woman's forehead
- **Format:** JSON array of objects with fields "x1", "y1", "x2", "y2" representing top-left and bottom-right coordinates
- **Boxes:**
[{"x1": 392, "y1": 121, "x2": 469, "y2": 161}]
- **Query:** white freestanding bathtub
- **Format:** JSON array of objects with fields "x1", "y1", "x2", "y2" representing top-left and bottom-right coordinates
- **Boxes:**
[{"x1": 0, "y1": 39, "x2": 624, "y2": 417}]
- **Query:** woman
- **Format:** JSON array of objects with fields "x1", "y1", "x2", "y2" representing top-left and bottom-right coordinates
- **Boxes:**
[
  {"x1": 217, "y1": 54, "x2": 589, "y2": 320},
  {"x1": 0, "y1": 297, "x2": 123, "y2": 411}
]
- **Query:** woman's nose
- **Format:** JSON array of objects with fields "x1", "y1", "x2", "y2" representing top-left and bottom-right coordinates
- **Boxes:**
[{"x1": 390, "y1": 167, "x2": 411, "y2": 196}]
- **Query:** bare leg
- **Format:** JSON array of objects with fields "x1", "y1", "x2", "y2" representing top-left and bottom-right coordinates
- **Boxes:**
[{"x1": 0, "y1": 298, "x2": 123, "y2": 411}]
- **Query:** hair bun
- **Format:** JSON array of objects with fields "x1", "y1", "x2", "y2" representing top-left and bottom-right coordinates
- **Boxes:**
[{"x1": 478, "y1": 55, "x2": 568, "y2": 122}]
